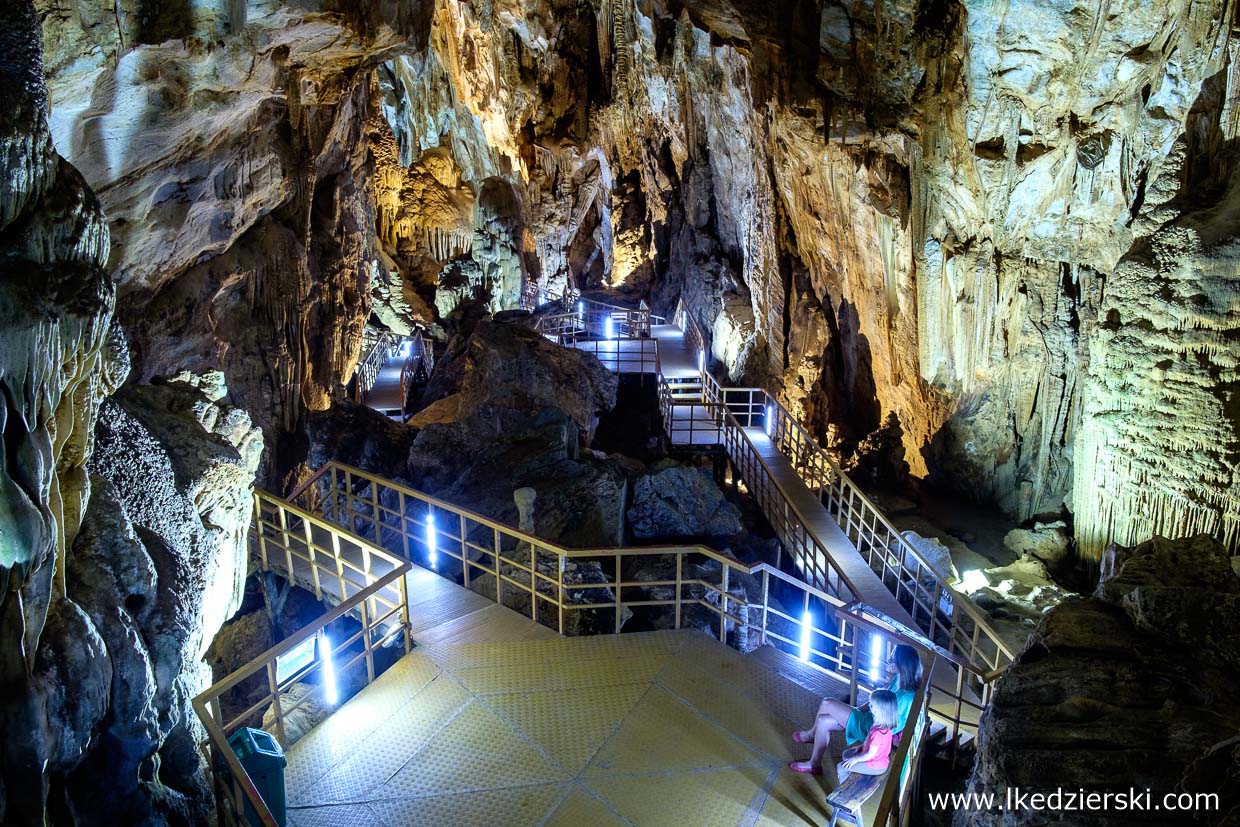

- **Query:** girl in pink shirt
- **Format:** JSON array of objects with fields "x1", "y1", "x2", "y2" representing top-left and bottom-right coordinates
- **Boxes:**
[{"x1": 835, "y1": 689, "x2": 897, "y2": 783}]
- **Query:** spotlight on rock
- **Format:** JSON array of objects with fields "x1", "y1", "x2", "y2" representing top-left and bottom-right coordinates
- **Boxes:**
[{"x1": 957, "y1": 569, "x2": 989, "y2": 594}]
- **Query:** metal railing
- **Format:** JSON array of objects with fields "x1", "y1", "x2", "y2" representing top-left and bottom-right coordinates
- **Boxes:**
[
  {"x1": 290, "y1": 462, "x2": 997, "y2": 747},
  {"x1": 399, "y1": 329, "x2": 435, "y2": 420},
  {"x1": 518, "y1": 281, "x2": 581, "y2": 311},
  {"x1": 534, "y1": 299, "x2": 652, "y2": 342},
  {"x1": 675, "y1": 306, "x2": 1016, "y2": 676},
  {"x1": 354, "y1": 327, "x2": 398, "y2": 400},
  {"x1": 193, "y1": 494, "x2": 412, "y2": 826}
]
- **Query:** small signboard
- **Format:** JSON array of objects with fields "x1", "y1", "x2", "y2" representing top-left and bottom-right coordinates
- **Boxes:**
[{"x1": 275, "y1": 636, "x2": 317, "y2": 685}]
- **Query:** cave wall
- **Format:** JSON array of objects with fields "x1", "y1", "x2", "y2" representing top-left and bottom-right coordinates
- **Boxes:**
[
  {"x1": 32, "y1": 0, "x2": 1239, "y2": 560},
  {"x1": 1, "y1": 6, "x2": 263, "y2": 822}
]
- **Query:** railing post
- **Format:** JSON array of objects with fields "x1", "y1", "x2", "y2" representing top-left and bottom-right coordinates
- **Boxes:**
[
  {"x1": 719, "y1": 565, "x2": 730, "y2": 643},
  {"x1": 847, "y1": 618, "x2": 859, "y2": 706},
  {"x1": 398, "y1": 490, "x2": 409, "y2": 561},
  {"x1": 304, "y1": 516, "x2": 322, "y2": 601},
  {"x1": 361, "y1": 601, "x2": 376, "y2": 684},
  {"x1": 399, "y1": 575, "x2": 411, "y2": 655},
  {"x1": 674, "y1": 554, "x2": 683, "y2": 630},
  {"x1": 530, "y1": 542, "x2": 538, "y2": 624},
  {"x1": 493, "y1": 527, "x2": 502, "y2": 604},
  {"x1": 614, "y1": 552, "x2": 622, "y2": 634},
  {"x1": 760, "y1": 569, "x2": 769, "y2": 646},
  {"x1": 255, "y1": 495, "x2": 269, "y2": 571},
  {"x1": 557, "y1": 555, "x2": 565, "y2": 635},
  {"x1": 266, "y1": 661, "x2": 287, "y2": 748},
  {"x1": 279, "y1": 505, "x2": 293, "y2": 581}
]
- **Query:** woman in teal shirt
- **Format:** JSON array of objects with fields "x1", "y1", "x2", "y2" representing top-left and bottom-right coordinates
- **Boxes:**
[{"x1": 789, "y1": 644, "x2": 922, "y2": 775}]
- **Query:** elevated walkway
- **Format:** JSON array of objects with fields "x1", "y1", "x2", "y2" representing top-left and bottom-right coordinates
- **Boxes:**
[
  {"x1": 740, "y1": 427, "x2": 911, "y2": 626},
  {"x1": 282, "y1": 629, "x2": 862, "y2": 827},
  {"x1": 196, "y1": 296, "x2": 999, "y2": 827},
  {"x1": 363, "y1": 356, "x2": 405, "y2": 417}
]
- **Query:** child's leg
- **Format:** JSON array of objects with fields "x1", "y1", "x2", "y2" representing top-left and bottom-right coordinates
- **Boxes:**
[{"x1": 851, "y1": 763, "x2": 887, "y2": 776}]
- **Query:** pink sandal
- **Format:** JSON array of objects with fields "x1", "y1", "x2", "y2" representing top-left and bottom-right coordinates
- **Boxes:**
[
  {"x1": 791, "y1": 730, "x2": 811, "y2": 744},
  {"x1": 789, "y1": 761, "x2": 822, "y2": 775}
]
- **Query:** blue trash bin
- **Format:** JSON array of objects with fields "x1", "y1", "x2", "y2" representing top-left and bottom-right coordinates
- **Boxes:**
[{"x1": 227, "y1": 727, "x2": 287, "y2": 826}]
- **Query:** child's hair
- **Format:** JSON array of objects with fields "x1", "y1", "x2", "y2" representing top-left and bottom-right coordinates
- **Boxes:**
[{"x1": 869, "y1": 689, "x2": 899, "y2": 730}]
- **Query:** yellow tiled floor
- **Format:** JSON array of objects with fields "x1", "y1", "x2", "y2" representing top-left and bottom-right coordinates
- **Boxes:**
[{"x1": 285, "y1": 629, "x2": 878, "y2": 826}]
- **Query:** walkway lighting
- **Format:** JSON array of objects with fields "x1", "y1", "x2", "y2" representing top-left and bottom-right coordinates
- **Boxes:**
[
  {"x1": 765, "y1": 405, "x2": 773, "y2": 437},
  {"x1": 799, "y1": 611, "x2": 813, "y2": 662},
  {"x1": 577, "y1": 301, "x2": 584, "y2": 321},
  {"x1": 698, "y1": 349, "x2": 705, "y2": 372},
  {"x1": 869, "y1": 632, "x2": 884, "y2": 684},
  {"x1": 320, "y1": 632, "x2": 339, "y2": 705},
  {"x1": 604, "y1": 316, "x2": 615, "y2": 340},
  {"x1": 426, "y1": 511, "x2": 438, "y2": 570}
]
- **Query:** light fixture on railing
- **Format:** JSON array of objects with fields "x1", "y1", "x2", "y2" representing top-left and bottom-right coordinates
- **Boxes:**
[
  {"x1": 320, "y1": 631, "x2": 339, "y2": 705},
  {"x1": 577, "y1": 301, "x2": 584, "y2": 321},
  {"x1": 765, "y1": 404, "x2": 773, "y2": 437},
  {"x1": 869, "y1": 632, "x2": 884, "y2": 684},
  {"x1": 698, "y1": 349, "x2": 704, "y2": 373},
  {"x1": 426, "y1": 512, "x2": 438, "y2": 570},
  {"x1": 799, "y1": 611, "x2": 812, "y2": 662},
  {"x1": 604, "y1": 316, "x2": 615, "y2": 340}
]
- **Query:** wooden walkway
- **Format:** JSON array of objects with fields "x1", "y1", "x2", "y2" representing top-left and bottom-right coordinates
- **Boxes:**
[
  {"x1": 404, "y1": 564, "x2": 559, "y2": 647},
  {"x1": 740, "y1": 427, "x2": 912, "y2": 625},
  {"x1": 362, "y1": 355, "x2": 405, "y2": 418},
  {"x1": 570, "y1": 309, "x2": 922, "y2": 634},
  {"x1": 259, "y1": 508, "x2": 553, "y2": 646}
]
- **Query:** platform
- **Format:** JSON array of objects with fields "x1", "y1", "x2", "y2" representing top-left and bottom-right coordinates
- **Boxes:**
[
  {"x1": 283, "y1": 629, "x2": 873, "y2": 827},
  {"x1": 364, "y1": 355, "x2": 405, "y2": 418}
]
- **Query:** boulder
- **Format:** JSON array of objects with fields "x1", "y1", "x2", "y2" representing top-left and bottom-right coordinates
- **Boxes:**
[
  {"x1": 627, "y1": 466, "x2": 743, "y2": 541},
  {"x1": 1002, "y1": 520, "x2": 1071, "y2": 566},
  {"x1": 418, "y1": 317, "x2": 617, "y2": 442},
  {"x1": 958, "y1": 534, "x2": 1240, "y2": 827},
  {"x1": 307, "y1": 401, "x2": 418, "y2": 484}
]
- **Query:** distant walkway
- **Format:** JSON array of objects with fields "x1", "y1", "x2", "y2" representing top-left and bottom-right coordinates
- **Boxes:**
[
  {"x1": 568, "y1": 309, "x2": 919, "y2": 635},
  {"x1": 362, "y1": 354, "x2": 405, "y2": 418}
]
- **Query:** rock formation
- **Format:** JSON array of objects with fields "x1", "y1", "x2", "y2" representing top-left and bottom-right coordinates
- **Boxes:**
[
  {"x1": 25, "y1": 0, "x2": 1236, "y2": 561},
  {"x1": 627, "y1": 465, "x2": 744, "y2": 541},
  {"x1": 959, "y1": 534, "x2": 1240, "y2": 827},
  {"x1": 1, "y1": 11, "x2": 261, "y2": 821},
  {"x1": 6, "y1": 0, "x2": 1240, "y2": 819}
]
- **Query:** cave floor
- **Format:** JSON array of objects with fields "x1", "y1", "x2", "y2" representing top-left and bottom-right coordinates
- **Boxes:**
[{"x1": 282, "y1": 629, "x2": 866, "y2": 827}]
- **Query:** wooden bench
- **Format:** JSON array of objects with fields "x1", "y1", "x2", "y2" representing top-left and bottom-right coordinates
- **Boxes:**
[{"x1": 825, "y1": 772, "x2": 885, "y2": 827}]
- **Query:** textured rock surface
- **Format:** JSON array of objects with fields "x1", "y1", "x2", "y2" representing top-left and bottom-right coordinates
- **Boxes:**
[
  {"x1": 30, "y1": 0, "x2": 1240, "y2": 559},
  {"x1": 0, "y1": 5, "x2": 118, "y2": 819},
  {"x1": 627, "y1": 466, "x2": 743, "y2": 541},
  {"x1": 958, "y1": 534, "x2": 1240, "y2": 827}
]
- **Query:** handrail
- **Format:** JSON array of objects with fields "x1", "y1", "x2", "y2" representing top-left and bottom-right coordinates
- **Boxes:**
[
  {"x1": 519, "y1": 281, "x2": 581, "y2": 311},
  {"x1": 295, "y1": 461, "x2": 996, "y2": 726},
  {"x1": 354, "y1": 327, "x2": 397, "y2": 400},
  {"x1": 194, "y1": 492, "x2": 411, "y2": 827},
  {"x1": 399, "y1": 329, "x2": 435, "y2": 420},
  {"x1": 677, "y1": 301, "x2": 1015, "y2": 671}
]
